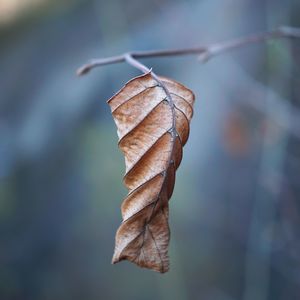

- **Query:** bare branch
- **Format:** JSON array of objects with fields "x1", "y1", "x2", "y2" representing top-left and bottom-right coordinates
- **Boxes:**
[
  {"x1": 197, "y1": 26, "x2": 300, "y2": 62},
  {"x1": 77, "y1": 26, "x2": 300, "y2": 76},
  {"x1": 76, "y1": 55, "x2": 125, "y2": 76}
]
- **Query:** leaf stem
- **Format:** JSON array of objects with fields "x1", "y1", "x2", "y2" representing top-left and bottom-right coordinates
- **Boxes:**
[
  {"x1": 124, "y1": 53, "x2": 151, "y2": 74},
  {"x1": 77, "y1": 26, "x2": 300, "y2": 76}
]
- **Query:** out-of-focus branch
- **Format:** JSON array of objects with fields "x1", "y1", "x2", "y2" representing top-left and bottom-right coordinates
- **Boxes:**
[{"x1": 77, "y1": 26, "x2": 300, "y2": 76}]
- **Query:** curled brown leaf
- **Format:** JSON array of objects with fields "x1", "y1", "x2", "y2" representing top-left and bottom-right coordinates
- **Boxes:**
[{"x1": 108, "y1": 72, "x2": 195, "y2": 273}]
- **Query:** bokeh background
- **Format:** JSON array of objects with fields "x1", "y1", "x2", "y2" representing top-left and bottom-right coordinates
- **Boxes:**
[{"x1": 1, "y1": 0, "x2": 300, "y2": 299}]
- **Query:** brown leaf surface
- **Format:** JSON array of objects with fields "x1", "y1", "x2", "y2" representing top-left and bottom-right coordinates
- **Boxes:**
[{"x1": 108, "y1": 72, "x2": 195, "y2": 273}]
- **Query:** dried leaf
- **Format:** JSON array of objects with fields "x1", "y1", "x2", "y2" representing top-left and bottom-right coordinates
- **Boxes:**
[{"x1": 108, "y1": 72, "x2": 195, "y2": 273}]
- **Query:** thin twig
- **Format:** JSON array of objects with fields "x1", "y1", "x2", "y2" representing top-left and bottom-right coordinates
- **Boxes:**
[{"x1": 77, "y1": 26, "x2": 300, "y2": 76}]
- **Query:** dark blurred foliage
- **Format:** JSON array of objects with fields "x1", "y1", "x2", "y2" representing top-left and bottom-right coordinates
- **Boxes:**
[{"x1": 0, "y1": 0, "x2": 300, "y2": 299}]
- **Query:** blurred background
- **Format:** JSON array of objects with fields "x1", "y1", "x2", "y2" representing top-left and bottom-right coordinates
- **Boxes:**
[{"x1": 1, "y1": 0, "x2": 300, "y2": 299}]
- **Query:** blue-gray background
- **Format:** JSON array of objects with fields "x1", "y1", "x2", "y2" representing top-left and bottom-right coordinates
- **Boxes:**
[{"x1": 1, "y1": 0, "x2": 300, "y2": 299}]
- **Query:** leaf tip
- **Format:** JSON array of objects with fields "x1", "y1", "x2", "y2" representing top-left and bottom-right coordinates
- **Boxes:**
[{"x1": 111, "y1": 253, "x2": 121, "y2": 265}]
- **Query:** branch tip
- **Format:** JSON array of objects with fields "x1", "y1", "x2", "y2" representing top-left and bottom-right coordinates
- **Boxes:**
[{"x1": 76, "y1": 65, "x2": 91, "y2": 76}]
